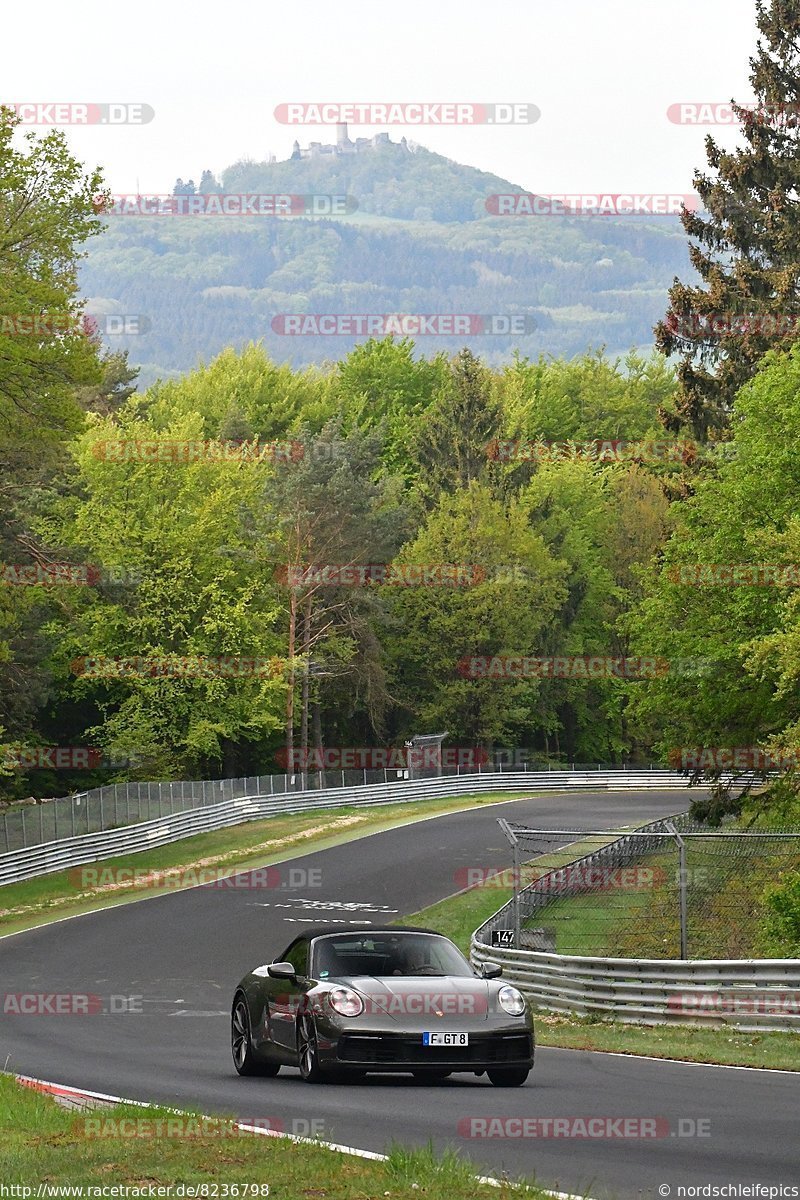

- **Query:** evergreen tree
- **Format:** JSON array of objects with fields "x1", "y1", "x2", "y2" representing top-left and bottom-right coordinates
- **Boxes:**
[
  {"x1": 656, "y1": 1, "x2": 800, "y2": 438},
  {"x1": 198, "y1": 169, "x2": 222, "y2": 194},
  {"x1": 410, "y1": 348, "x2": 502, "y2": 507}
]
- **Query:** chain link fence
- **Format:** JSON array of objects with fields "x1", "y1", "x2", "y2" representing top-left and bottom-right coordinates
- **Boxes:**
[
  {"x1": 0, "y1": 760, "x2": 667, "y2": 854},
  {"x1": 479, "y1": 815, "x2": 800, "y2": 960}
]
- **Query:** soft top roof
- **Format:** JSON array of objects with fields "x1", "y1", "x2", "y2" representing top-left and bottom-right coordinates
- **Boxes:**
[{"x1": 287, "y1": 925, "x2": 440, "y2": 943}]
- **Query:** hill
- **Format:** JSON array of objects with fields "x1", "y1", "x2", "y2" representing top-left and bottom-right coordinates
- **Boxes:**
[{"x1": 80, "y1": 139, "x2": 694, "y2": 386}]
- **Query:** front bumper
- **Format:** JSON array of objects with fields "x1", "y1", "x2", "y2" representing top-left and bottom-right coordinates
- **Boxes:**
[{"x1": 329, "y1": 1030, "x2": 534, "y2": 1071}]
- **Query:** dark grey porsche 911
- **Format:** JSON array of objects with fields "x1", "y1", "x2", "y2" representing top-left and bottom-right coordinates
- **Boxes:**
[{"x1": 231, "y1": 925, "x2": 534, "y2": 1086}]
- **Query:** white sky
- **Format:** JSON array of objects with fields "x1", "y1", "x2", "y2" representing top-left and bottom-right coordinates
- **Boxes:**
[{"x1": 4, "y1": 0, "x2": 759, "y2": 195}]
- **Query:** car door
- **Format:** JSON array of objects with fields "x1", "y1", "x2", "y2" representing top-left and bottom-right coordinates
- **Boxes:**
[{"x1": 267, "y1": 937, "x2": 311, "y2": 1053}]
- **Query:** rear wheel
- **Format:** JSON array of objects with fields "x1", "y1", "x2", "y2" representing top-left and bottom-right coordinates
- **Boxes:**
[
  {"x1": 231, "y1": 997, "x2": 280, "y2": 1077},
  {"x1": 297, "y1": 1013, "x2": 328, "y2": 1083},
  {"x1": 487, "y1": 1066, "x2": 529, "y2": 1087}
]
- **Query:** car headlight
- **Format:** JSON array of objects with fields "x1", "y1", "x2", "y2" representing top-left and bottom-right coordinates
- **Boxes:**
[
  {"x1": 497, "y1": 985, "x2": 526, "y2": 1016},
  {"x1": 328, "y1": 986, "x2": 364, "y2": 1017}
]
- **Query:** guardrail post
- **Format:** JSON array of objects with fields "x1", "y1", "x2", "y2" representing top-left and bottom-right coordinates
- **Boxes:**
[
  {"x1": 2, "y1": 811, "x2": 8, "y2": 853},
  {"x1": 21, "y1": 806, "x2": 26, "y2": 847}
]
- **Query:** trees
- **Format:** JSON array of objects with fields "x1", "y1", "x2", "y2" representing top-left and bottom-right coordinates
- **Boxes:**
[
  {"x1": 629, "y1": 345, "x2": 800, "y2": 817},
  {"x1": 262, "y1": 420, "x2": 408, "y2": 773},
  {"x1": 51, "y1": 408, "x2": 288, "y2": 778},
  {"x1": 409, "y1": 348, "x2": 503, "y2": 507},
  {"x1": 383, "y1": 482, "x2": 566, "y2": 746},
  {"x1": 656, "y1": 0, "x2": 800, "y2": 437},
  {"x1": 0, "y1": 105, "x2": 106, "y2": 783}
]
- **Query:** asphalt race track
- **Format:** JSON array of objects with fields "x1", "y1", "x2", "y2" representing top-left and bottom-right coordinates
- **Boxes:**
[{"x1": 1, "y1": 790, "x2": 797, "y2": 1197}]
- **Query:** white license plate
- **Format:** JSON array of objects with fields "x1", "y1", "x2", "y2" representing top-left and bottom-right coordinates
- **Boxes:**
[{"x1": 422, "y1": 1032, "x2": 469, "y2": 1047}]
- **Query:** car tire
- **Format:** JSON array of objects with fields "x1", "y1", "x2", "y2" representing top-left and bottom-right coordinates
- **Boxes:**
[
  {"x1": 232, "y1": 996, "x2": 280, "y2": 1077},
  {"x1": 297, "y1": 1013, "x2": 328, "y2": 1083},
  {"x1": 487, "y1": 1066, "x2": 530, "y2": 1087}
]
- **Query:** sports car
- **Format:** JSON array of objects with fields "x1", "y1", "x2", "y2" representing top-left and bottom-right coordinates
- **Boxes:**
[{"x1": 231, "y1": 924, "x2": 534, "y2": 1085}]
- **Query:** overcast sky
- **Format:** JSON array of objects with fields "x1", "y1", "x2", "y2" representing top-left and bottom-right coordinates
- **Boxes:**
[{"x1": 4, "y1": 0, "x2": 760, "y2": 195}]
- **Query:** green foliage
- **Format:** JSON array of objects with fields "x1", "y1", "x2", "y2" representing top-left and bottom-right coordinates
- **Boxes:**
[{"x1": 759, "y1": 871, "x2": 800, "y2": 956}]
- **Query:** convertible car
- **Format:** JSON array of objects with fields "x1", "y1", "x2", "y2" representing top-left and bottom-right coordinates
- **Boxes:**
[{"x1": 231, "y1": 924, "x2": 534, "y2": 1085}]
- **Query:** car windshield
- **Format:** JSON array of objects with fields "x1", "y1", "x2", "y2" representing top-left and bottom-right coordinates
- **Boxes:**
[{"x1": 311, "y1": 933, "x2": 474, "y2": 979}]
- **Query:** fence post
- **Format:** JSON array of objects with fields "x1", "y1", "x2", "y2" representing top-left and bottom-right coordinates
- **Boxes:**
[
  {"x1": 512, "y1": 836, "x2": 521, "y2": 949},
  {"x1": 100, "y1": 790, "x2": 105, "y2": 832},
  {"x1": 667, "y1": 822, "x2": 688, "y2": 959},
  {"x1": 21, "y1": 806, "x2": 26, "y2": 847},
  {"x1": 2, "y1": 811, "x2": 8, "y2": 853}
]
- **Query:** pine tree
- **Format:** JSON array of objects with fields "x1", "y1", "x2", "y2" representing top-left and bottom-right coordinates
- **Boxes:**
[
  {"x1": 656, "y1": 1, "x2": 800, "y2": 439},
  {"x1": 410, "y1": 348, "x2": 503, "y2": 506}
]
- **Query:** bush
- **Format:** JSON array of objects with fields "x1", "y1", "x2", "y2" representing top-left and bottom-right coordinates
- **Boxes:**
[{"x1": 759, "y1": 870, "x2": 800, "y2": 957}]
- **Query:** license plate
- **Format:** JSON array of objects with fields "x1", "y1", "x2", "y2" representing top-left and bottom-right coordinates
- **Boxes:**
[{"x1": 422, "y1": 1032, "x2": 468, "y2": 1047}]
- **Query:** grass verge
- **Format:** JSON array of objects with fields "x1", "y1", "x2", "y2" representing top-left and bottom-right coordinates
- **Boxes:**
[
  {"x1": 403, "y1": 844, "x2": 800, "y2": 1071},
  {"x1": 0, "y1": 1074, "x2": 543, "y2": 1197},
  {"x1": 0, "y1": 791, "x2": 534, "y2": 938}
]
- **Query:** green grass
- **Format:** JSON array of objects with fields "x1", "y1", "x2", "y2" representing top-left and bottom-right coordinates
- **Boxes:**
[
  {"x1": 0, "y1": 1074, "x2": 546, "y2": 1196},
  {"x1": 0, "y1": 791, "x2": 535, "y2": 937},
  {"x1": 534, "y1": 1012, "x2": 800, "y2": 1070}
]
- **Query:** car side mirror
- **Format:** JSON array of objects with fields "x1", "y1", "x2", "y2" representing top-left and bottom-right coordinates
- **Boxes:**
[
  {"x1": 480, "y1": 963, "x2": 503, "y2": 979},
  {"x1": 267, "y1": 961, "x2": 297, "y2": 980}
]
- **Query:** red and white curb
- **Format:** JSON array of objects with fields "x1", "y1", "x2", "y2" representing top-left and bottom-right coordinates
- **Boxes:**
[{"x1": 11, "y1": 1072, "x2": 587, "y2": 1197}]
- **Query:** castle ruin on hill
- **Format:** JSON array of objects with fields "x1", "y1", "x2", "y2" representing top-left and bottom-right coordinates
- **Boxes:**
[{"x1": 291, "y1": 122, "x2": 410, "y2": 160}]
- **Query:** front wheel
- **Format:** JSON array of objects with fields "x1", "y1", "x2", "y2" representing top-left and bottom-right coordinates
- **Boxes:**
[
  {"x1": 231, "y1": 997, "x2": 280, "y2": 1077},
  {"x1": 487, "y1": 1066, "x2": 530, "y2": 1087},
  {"x1": 297, "y1": 1014, "x2": 328, "y2": 1083}
]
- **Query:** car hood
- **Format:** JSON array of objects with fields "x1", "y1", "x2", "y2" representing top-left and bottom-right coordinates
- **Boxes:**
[{"x1": 343, "y1": 975, "x2": 492, "y2": 1023}]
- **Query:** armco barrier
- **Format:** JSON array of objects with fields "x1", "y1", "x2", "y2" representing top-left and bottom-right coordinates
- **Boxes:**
[
  {"x1": 470, "y1": 815, "x2": 800, "y2": 1032},
  {"x1": 0, "y1": 769, "x2": 697, "y2": 887}
]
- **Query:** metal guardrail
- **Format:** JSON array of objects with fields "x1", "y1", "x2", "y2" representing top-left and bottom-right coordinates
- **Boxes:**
[
  {"x1": 0, "y1": 760, "x2": 675, "y2": 854},
  {"x1": 0, "y1": 768, "x2": 697, "y2": 886},
  {"x1": 471, "y1": 813, "x2": 800, "y2": 1031}
]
